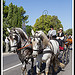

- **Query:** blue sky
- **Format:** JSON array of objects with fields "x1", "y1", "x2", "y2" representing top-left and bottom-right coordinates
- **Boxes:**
[{"x1": 5, "y1": 0, "x2": 72, "y2": 31}]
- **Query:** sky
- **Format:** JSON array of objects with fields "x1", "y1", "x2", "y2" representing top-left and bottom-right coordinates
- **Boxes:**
[{"x1": 5, "y1": 0, "x2": 72, "y2": 31}]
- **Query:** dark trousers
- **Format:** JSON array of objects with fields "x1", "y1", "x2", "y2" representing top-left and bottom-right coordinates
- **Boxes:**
[{"x1": 56, "y1": 39, "x2": 64, "y2": 47}]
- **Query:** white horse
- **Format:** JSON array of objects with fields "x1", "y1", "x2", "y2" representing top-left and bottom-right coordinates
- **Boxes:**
[
  {"x1": 31, "y1": 30, "x2": 65, "y2": 75},
  {"x1": 7, "y1": 28, "x2": 33, "y2": 75}
]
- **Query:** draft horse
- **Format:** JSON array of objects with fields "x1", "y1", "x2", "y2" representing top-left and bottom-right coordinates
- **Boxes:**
[
  {"x1": 31, "y1": 30, "x2": 65, "y2": 75},
  {"x1": 7, "y1": 28, "x2": 34, "y2": 75}
]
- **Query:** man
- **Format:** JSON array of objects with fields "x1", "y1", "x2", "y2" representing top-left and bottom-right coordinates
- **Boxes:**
[
  {"x1": 48, "y1": 25, "x2": 56, "y2": 40},
  {"x1": 68, "y1": 34, "x2": 72, "y2": 39},
  {"x1": 5, "y1": 37, "x2": 10, "y2": 52}
]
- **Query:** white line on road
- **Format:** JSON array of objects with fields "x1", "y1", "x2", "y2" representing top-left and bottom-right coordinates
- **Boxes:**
[{"x1": 3, "y1": 63, "x2": 22, "y2": 72}]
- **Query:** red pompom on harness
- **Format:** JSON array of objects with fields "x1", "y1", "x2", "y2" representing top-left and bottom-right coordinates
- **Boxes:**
[{"x1": 59, "y1": 46, "x2": 64, "y2": 50}]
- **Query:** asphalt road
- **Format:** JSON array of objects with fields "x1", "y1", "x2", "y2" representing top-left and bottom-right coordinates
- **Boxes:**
[{"x1": 3, "y1": 50, "x2": 72, "y2": 75}]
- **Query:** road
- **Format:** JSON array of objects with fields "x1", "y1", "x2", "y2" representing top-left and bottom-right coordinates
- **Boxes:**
[{"x1": 3, "y1": 50, "x2": 72, "y2": 75}]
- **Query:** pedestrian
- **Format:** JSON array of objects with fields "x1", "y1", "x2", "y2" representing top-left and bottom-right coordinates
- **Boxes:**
[
  {"x1": 47, "y1": 25, "x2": 56, "y2": 40},
  {"x1": 5, "y1": 37, "x2": 9, "y2": 52}
]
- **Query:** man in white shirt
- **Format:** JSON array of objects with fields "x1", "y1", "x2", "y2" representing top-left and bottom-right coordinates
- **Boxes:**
[
  {"x1": 5, "y1": 37, "x2": 9, "y2": 52},
  {"x1": 48, "y1": 25, "x2": 56, "y2": 40}
]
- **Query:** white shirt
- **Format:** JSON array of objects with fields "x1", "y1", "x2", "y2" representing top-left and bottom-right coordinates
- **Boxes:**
[
  {"x1": 48, "y1": 30, "x2": 56, "y2": 37},
  {"x1": 59, "y1": 33, "x2": 62, "y2": 36},
  {"x1": 56, "y1": 32, "x2": 64, "y2": 40},
  {"x1": 5, "y1": 38, "x2": 9, "y2": 43}
]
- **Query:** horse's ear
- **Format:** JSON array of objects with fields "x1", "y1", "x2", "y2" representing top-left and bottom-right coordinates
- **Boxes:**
[
  {"x1": 40, "y1": 36, "x2": 43, "y2": 41},
  {"x1": 15, "y1": 30, "x2": 19, "y2": 34},
  {"x1": 7, "y1": 28, "x2": 10, "y2": 32},
  {"x1": 31, "y1": 29, "x2": 35, "y2": 36}
]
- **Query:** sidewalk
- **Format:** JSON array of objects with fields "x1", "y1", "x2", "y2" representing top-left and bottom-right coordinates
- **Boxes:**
[{"x1": 2, "y1": 52, "x2": 16, "y2": 57}]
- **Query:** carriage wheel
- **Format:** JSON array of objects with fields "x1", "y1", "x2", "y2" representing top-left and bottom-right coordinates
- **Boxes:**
[
  {"x1": 61, "y1": 50, "x2": 66, "y2": 64},
  {"x1": 62, "y1": 45, "x2": 69, "y2": 66},
  {"x1": 61, "y1": 44, "x2": 69, "y2": 65},
  {"x1": 65, "y1": 48, "x2": 69, "y2": 65}
]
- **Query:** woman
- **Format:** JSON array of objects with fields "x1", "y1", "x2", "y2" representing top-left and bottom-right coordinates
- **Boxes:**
[{"x1": 56, "y1": 28, "x2": 64, "y2": 50}]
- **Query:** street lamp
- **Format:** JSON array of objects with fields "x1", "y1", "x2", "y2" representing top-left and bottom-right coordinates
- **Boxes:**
[
  {"x1": 42, "y1": 10, "x2": 48, "y2": 30},
  {"x1": 42, "y1": 10, "x2": 48, "y2": 18}
]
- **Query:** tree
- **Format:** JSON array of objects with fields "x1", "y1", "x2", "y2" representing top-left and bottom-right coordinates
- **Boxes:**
[
  {"x1": 12, "y1": 5, "x2": 18, "y2": 27},
  {"x1": 3, "y1": 1, "x2": 29, "y2": 52},
  {"x1": 33, "y1": 15, "x2": 63, "y2": 34},
  {"x1": 17, "y1": 7, "x2": 22, "y2": 28},
  {"x1": 64, "y1": 28, "x2": 72, "y2": 35},
  {"x1": 3, "y1": 0, "x2": 9, "y2": 52},
  {"x1": 26, "y1": 25, "x2": 32, "y2": 37},
  {"x1": 3, "y1": 0, "x2": 9, "y2": 41}
]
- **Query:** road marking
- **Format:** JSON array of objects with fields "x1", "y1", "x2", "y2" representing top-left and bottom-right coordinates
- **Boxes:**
[{"x1": 3, "y1": 63, "x2": 22, "y2": 72}]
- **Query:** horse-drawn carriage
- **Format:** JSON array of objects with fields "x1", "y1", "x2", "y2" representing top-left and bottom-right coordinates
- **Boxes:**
[{"x1": 7, "y1": 28, "x2": 72, "y2": 75}]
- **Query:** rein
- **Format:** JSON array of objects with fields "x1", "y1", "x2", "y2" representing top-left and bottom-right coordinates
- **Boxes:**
[
  {"x1": 17, "y1": 44, "x2": 32, "y2": 51},
  {"x1": 33, "y1": 48, "x2": 54, "y2": 54}
]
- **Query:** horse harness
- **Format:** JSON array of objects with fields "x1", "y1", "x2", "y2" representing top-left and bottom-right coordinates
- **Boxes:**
[
  {"x1": 9, "y1": 29, "x2": 32, "y2": 52},
  {"x1": 33, "y1": 36, "x2": 54, "y2": 55}
]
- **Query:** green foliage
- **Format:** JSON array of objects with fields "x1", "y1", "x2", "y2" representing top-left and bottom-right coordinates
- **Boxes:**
[
  {"x1": 3, "y1": 1, "x2": 29, "y2": 52},
  {"x1": 26, "y1": 25, "x2": 32, "y2": 37},
  {"x1": 64, "y1": 29, "x2": 72, "y2": 35},
  {"x1": 3, "y1": 2, "x2": 29, "y2": 39},
  {"x1": 33, "y1": 15, "x2": 63, "y2": 34}
]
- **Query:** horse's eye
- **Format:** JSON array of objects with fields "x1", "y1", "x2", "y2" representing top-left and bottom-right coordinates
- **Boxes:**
[
  {"x1": 30, "y1": 41, "x2": 32, "y2": 44},
  {"x1": 14, "y1": 38, "x2": 16, "y2": 39},
  {"x1": 39, "y1": 40, "x2": 41, "y2": 43},
  {"x1": 37, "y1": 43, "x2": 39, "y2": 45},
  {"x1": 33, "y1": 38, "x2": 35, "y2": 41}
]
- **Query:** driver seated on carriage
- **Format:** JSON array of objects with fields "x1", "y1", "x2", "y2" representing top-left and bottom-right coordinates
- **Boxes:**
[
  {"x1": 56, "y1": 28, "x2": 64, "y2": 50},
  {"x1": 47, "y1": 25, "x2": 56, "y2": 40}
]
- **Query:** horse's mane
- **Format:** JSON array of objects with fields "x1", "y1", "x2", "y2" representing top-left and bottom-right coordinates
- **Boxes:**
[
  {"x1": 35, "y1": 30, "x2": 54, "y2": 51},
  {"x1": 35, "y1": 31, "x2": 49, "y2": 47},
  {"x1": 11, "y1": 28, "x2": 28, "y2": 40}
]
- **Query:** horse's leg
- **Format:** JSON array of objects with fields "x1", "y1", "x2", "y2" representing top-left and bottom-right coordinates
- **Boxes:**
[
  {"x1": 21, "y1": 62, "x2": 25, "y2": 75},
  {"x1": 53, "y1": 55, "x2": 59, "y2": 73},
  {"x1": 31, "y1": 56, "x2": 34, "y2": 75},
  {"x1": 36, "y1": 56, "x2": 42, "y2": 75},
  {"x1": 36, "y1": 61, "x2": 41, "y2": 75},
  {"x1": 21, "y1": 61, "x2": 27, "y2": 75},
  {"x1": 25, "y1": 64, "x2": 27, "y2": 75},
  {"x1": 45, "y1": 58, "x2": 50, "y2": 75}
]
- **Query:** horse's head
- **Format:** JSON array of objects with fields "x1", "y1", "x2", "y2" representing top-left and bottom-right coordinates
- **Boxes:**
[
  {"x1": 7, "y1": 28, "x2": 21, "y2": 52},
  {"x1": 31, "y1": 30, "x2": 44, "y2": 56}
]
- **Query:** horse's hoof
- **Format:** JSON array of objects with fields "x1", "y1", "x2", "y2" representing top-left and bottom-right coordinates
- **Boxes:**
[
  {"x1": 41, "y1": 73, "x2": 44, "y2": 75},
  {"x1": 21, "y1": 67, "x2": 25, "y2": 71},
  {"x1": 60, "y1": 63, "x2": 65, "y2": 69},
  {"x1": 45, "y1": 71, "x2": 48, "y2": 75},
  {"x1": 54, "y1": 68, "x2": 58, "y2": 72},
  {"x1": 37, "y1": 72, "x2": 40, "y2": 75},
  {"x1": 25, "y1": 72, "x2": 27, "y2": 75}
]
